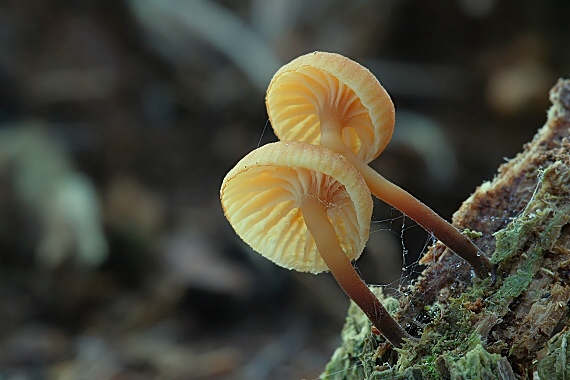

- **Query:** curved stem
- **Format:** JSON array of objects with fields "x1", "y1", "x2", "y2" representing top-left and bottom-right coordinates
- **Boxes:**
[
  {"x1": 300, "y1": 195, "x2": 413, "y2": 348},
  {"x1": 320, "y1": 123, "x2": 491, "y2": 278}
]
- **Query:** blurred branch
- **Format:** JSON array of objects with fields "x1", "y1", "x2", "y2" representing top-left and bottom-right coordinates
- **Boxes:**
[
  {"x1": 129, "y1": 0, "x2": 281, "y2": 92},
  {"x1": 0, "y1": 125, "x2": 107, "y2": 268},
  {"x1": 393, "y1": 111, "x2": 459, "y2": 188}
]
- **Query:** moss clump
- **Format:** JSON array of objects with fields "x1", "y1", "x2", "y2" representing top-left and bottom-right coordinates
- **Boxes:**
[
  {"x1": 442, "y1": 343, "x2": 511, "y2": 379},
  {"x1": 463, "y1": 229, "x2": 483, "y2": 240},
  {"x1": 322, "y1": 287, "x2": 508, "y2": 380},
  {"x1": 395, "y1": 290, "x2": 501, "y2": 380}
]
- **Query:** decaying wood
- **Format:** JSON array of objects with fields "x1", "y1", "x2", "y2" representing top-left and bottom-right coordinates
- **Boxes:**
[
  {"x1": 323, "y1": 79, "x2": 570, "y2": 379},
  {"x1": 410, "y1": 79, "x2": 568, "y2": 333}
]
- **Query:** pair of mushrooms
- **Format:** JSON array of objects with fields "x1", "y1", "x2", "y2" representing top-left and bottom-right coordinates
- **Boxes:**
[{"x1": 221, "y1": 52, "x2": 491, "y2": 347}]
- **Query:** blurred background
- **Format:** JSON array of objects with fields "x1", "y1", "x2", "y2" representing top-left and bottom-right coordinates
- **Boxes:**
[{"x1": 0, "y1": 1, "x2": 569, "y2": 379}]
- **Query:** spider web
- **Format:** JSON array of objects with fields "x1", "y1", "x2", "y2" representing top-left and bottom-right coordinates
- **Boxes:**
[{"x1": 367, "y1": 210, "x2": 435, "y2": 292}]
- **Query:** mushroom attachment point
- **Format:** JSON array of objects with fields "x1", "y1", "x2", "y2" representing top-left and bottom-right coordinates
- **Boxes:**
[
  {"x1": 266, "y1": 51, "x2": 492, "y2": 278},
  {"x1": 220, "y1": 141, "x2": 413, "y2": 347}
]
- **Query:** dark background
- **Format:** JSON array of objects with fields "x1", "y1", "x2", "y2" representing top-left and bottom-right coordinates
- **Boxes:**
[{"x1": 0, "y1": 1, "x2": 568, "y2": 379}]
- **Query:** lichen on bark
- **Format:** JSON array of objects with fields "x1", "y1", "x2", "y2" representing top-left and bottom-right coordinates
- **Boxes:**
[{"x1": 322, "y1": 79, "x2": 570, "y2": 380}]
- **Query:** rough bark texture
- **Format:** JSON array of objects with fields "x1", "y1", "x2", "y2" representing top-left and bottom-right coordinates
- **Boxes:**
[{"x1": 322, "y1": 79, "x2": 570, "y2": 379}]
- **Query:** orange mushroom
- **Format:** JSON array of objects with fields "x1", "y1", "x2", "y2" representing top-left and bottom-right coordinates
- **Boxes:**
[
  {"x1": 220, "y1": 141, "x2": 413, "y2": 347},
  {"x1": 266, "y1": 51, "x2": 492, "y2": 278}
]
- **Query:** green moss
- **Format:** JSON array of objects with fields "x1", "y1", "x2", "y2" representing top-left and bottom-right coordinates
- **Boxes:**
[
  {"x1": 463, "y1": 229, "x2": 483, "y2": 240},
  {"x1": 537, "y1": 329, "x2": 570, "y2": 379},
  {"x1": 488, "y1": 164, "x2": 570, "y2": 316},
  {"x1": 444, "y1": 343, "x2": 507, "y2": 379}
]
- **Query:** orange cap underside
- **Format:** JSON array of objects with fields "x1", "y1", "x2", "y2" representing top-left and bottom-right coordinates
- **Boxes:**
[
  {"x1": 266, "y1": 51, "x2": 396, "y2": 164},
  {"x1": 220, "y1": 141, "x2": 372, "y2": 274}
]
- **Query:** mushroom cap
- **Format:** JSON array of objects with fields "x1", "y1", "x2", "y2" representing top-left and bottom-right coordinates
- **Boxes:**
[
  {"x1": 220, "y1": 141, "x2": 372, "y2": 274},
  {"x1": 266, "y1": 51, "x2": 395, "y2": 164}
]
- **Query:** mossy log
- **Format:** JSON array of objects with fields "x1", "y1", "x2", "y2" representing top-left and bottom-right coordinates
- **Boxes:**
[{"x1": 323, "y1": 79, "x2": 570, "y2": 380}]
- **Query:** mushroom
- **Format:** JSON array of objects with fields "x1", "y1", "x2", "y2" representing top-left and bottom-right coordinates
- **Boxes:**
[
  {"x1": 266, "y1": 51, "x2": 492, "y2": 278},
  {"x1": 220, "y1": 141, "x2": 413, "y2": 347}
]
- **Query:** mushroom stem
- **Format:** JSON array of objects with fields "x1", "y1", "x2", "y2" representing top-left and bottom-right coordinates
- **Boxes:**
[
  {"x1": 299, "y1": 195, "x2": 414, "y2": 348},
  {"x1": 321, "y1": 129, "x2": 491, "y2": 278}
]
